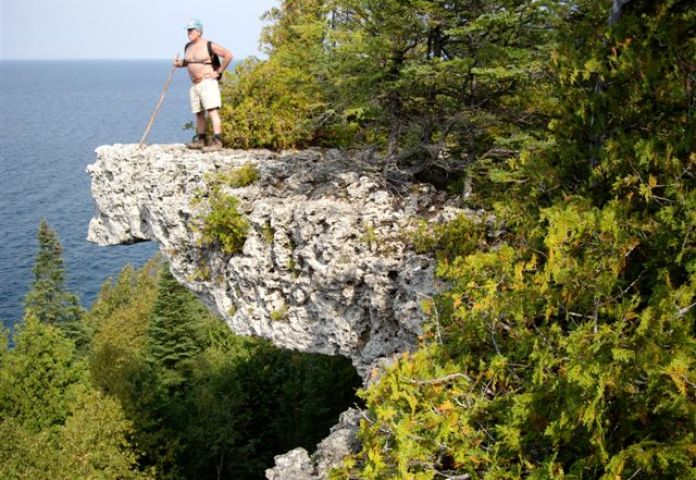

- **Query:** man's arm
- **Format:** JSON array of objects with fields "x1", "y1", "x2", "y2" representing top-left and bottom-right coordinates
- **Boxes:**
[
  {"x1": 211, "y1": 43, "x2": 233, "y2": 77},
  {"x1": 172, "y1": 53, "x2": 186, "y2": 68}
]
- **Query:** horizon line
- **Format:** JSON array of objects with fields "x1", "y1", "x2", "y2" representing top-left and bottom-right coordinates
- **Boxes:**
[{"x1": 0, "y1": 57, "x2": 258, "y2": 61}]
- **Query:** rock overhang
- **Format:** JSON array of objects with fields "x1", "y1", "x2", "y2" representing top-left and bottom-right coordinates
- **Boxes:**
[{"x1": 87, "y1": 144, "x2": 464, "y2": 375}]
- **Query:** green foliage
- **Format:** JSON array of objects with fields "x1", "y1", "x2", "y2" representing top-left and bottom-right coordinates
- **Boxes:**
[
  {"x1": 56, "y1": 388, "x2": 153, "y2": 479},
  {"x1": 333, "y1": 1, "x2": 696, "y2": 479},
  {"x1": 0, "y1": 392, "x2": 152, "y2": 480},
  {"x1": 219, "y1": 0, "x2": 352, "y2": 149},
  {"x1": 0, "y1": 418, "x2": 55, "y2": 480},
  {"x1": 336, "y1": 200, "x2": 694, "y2": 478},
  {"x1": 361, "y1": 223, "x2": 377, "y2": 249},
  {"x1": 140, "y1": 266, "x2": 212, "y2": 475},
  {"x1": 148, "y1": 266, "x2": 205, "y2": 377},
  {"x1": 220, "y1": 0, "x2": 550, "y2": 172},
  {"x1": 0, "y1": 315, "x2": 149, "y2": 480},
  {"x1": 193, "y1": 164, "x2": 258, "y2": 257},
  {"x1": 23, "y1": 219, "x2": 85, "y2": 343},
  {"x1": 0, "y1": 315, "x2": 85, "y2": 432},
  {"x1": 410, "y1": 214, "x2": 488, "y2": 262},
  {"x1": 262, "y1": 219, "x2": 275, "y2": 244},
  {"x1": 197, "y1": 186, "x2": 249, "y2": 255},
  {"x1": 82, "y1": 259, "x2": 362, "y2": 479},
  {"x1": 220, "y1": 58, "x2": 329, "y2": 149},
  {"x1": 270, "y1": 303, "x2": 290, "y2": 322},
  {"x1": 87, "y1": 258, "x2": 161, "y2": 404},
  {"x1": 329, "y1": 0, "x2": 549, "y2": 158},
  {"x1": 219, "y1": 162, "x2": 260, "y2": 188}
]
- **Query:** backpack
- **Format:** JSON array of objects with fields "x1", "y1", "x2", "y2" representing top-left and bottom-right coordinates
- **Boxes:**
[
  {"x1": 184, "y1": 40, "x2": 222, "y2": 75},
  {"x1": 207, "y1": 41, "x2": 222, "y2": 72}
]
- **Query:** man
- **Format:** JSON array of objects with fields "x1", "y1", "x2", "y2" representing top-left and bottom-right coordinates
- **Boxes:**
[{"x1": 173, "y1": 19, "x2": 233, "y2": 151}]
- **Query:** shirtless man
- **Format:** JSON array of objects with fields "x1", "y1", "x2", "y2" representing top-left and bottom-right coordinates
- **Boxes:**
[{"x1": 173, "y1": 19, "x2": 233, "y2": 151}]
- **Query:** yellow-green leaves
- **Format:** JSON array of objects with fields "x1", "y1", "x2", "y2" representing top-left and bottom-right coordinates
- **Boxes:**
[{"x1": 197, "y1": 186, "x2": 249, "y2": 256}]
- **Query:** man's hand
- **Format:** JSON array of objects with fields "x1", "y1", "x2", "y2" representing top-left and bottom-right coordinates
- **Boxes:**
[{"x1": 172, "y1": 54, "x2": 184, "y2": 68}]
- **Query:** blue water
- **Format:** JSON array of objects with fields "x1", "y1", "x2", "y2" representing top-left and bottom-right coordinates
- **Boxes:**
[{"x1": 0, "y1": 60, "x2": 198, "y2": 328}]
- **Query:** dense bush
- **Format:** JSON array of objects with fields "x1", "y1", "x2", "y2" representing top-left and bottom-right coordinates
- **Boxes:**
[
  {"x1": 197, "y1": 186, "x2": 250, "y2": 255},
  {"x1": 193, "y1": 163, "x2": 261, "y2": 256},
  {"x1": 329, "y1": 0, "x2": 695, "y2": 479},
  {"x1": 220, "y1": 0, "x2": 550, "y2": 171},
  {"x1": 219, "y1": 58, "x2": 330, "y2": 150}
]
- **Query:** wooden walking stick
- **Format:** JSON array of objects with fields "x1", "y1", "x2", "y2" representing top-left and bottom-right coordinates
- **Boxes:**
[{"x1": 138, "y1": 55, "x2": 179, "y2": 148}]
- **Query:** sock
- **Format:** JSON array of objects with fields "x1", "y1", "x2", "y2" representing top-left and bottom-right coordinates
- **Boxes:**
[{"x1": 197, "y1": 133, "x2": 206, "y2": 140}]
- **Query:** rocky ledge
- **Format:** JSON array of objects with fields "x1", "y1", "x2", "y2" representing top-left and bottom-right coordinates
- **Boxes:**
[
  {"x1": 87, "y1": 144, "x2": 464, "y2": 478},
  {"x1": 87, "y1": 144, "x2": 464, "y2": 374}
]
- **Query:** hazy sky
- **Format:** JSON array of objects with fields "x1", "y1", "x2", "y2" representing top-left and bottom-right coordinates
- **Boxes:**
[{"x1": 0, "y1": 0, "x2": 279, "y2": 60}]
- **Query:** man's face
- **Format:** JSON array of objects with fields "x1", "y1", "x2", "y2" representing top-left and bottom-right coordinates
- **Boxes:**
[{"x1": 187, "y1": 28, "x2": 201, "y2": 40}]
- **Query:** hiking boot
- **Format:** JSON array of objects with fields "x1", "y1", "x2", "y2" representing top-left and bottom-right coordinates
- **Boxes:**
[
  {"x1": 186, "y1": 135, "x2": 207, "y2": 149},
  {"x1": 202, "y1": 137, "x2": 223, "y2": 152}
]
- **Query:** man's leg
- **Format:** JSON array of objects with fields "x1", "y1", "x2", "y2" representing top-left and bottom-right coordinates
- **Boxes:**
[
  {"x1": 200, "y1": 80, "x2": 223, "y2": 152},
  {"x1": 202, "y1": 108, "x2": 223, "y2": 151},
  {"x1": 208, "y1": 108, "x2": 222, "y2": 135},
  {"x1": 185, "y1": 111, "x2": 208, "y2": 149},
  {"x1": 187, "y1": 82, "x2": 208, "y2": 149},
  {"x1": 196, "y1": 111, "x2": 207, "y2": 135}
]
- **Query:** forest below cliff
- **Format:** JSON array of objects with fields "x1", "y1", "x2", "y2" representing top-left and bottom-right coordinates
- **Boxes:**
[
  {"x1": 2, "y1": 0, "x2": 694, "y2": 479},
  {"x1": 1, "y1": 220, "x2": 361, "y2": 479}
]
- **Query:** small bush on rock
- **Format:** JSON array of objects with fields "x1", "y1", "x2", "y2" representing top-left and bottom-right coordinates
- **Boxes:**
[{"x1": 199, "y1": 186, "x2": 249, "y2": 256}]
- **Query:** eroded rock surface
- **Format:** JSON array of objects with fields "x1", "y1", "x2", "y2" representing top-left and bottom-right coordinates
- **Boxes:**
[
  {"x1": 88, "y1": 144, "x2": 463, "y2": 374},
  {"x1": 87, "y1": 144, "x2": 466, "y2": 478}
]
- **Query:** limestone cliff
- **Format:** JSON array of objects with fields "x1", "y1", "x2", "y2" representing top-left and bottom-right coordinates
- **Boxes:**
[{"x1": 86, "y1": 144, "x2": 465, "y2": 477}]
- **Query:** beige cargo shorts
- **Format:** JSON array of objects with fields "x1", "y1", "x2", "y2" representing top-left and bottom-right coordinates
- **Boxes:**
[{"x1": 189, "y1": 78, "x2": 221, "y2": 113}]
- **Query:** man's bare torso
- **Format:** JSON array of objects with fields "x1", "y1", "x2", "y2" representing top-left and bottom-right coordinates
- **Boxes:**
[{"x1": 185, "y1": 39, "x2": 215, "y2": 83}]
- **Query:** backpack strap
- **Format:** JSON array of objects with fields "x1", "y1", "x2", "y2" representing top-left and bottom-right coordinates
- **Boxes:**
[
  {"x1": 183, "y1": 40, "x2": 215, "y2": 65},
  {"x1": 207, "y1": 41, "x2": 221, "y2": 71},
  {"x1": 183, "y1": 42, "x2": 212, "y2": 68}
]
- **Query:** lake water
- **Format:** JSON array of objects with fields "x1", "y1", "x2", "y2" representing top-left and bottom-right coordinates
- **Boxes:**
[{"x1": 0, "y1": 60, "x2": 200, "y2": 328}]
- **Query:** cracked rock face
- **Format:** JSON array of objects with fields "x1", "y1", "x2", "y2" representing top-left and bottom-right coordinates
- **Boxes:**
[
  {"x1": 265, "y1": 408, "x2": 362, "y2": 480},
  {"x1": 87, "y1": 144, "x2": 463, "y2": 374}
]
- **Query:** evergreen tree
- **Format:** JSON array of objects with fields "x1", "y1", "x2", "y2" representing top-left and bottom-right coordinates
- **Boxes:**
[
  {"x1": 327, "y1": 0, "x2": 549, "y2": 162},
  {"x1": 0, "y1": 418, "x2": 55, "y2": 480},
  {"x1": 88, "y1": 258, "x2": 161, "y2": 405},
  {"x1": 220, "y1": 0, "x2": 551, "y2": 178},
  {"x1": 23, "y1": 219, "x2": 84, "y2": 343},
  {"x1": 0, "y1": 315, "x2": 85, "y2": 433},
  {"x1": 0, "y1": 317, "x2": 150, "y2": 479},
  {"x1": 147, "y1": 265, "x2": 204, "y2": 384},
  {"x1": 220, "y1": 0, "x2": 331, "y2": 149},
  {"x1": 332, "y1": 1, "x2": 694, "y2": 478}
]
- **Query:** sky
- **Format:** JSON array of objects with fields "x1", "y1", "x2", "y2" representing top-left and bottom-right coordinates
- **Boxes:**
[{"x1": 0, "y1": 0, "x2": 279, "y2": 60}]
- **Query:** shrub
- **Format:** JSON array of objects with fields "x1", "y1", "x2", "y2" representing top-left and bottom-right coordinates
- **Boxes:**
[
  {"x1": 219, "y1": 59, "x2": 325, "y2": 150},
  {"x1": 216, "y1": 162, "x2": 260, "y2": 188},
  {"x1": 199, "y1": 186, "x2": 249, "y2": 256}
]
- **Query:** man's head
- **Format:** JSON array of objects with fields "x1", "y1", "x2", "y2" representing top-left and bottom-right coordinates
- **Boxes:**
[{"x1": 186, "y1": 18, "x2": 203, "y2": 38}]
